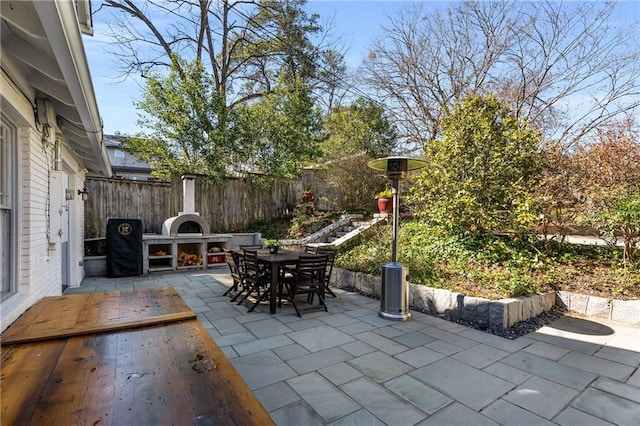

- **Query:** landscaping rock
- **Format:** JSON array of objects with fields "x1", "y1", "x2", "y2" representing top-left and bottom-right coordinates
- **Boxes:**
[
  {"x1": 611, "y1": 299, "x2": 640, "y2": 324},
  {"x1": 585, "y1": 296, "x2": 612, "y2": 318}
]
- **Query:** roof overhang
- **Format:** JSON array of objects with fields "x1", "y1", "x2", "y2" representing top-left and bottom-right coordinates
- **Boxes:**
[{"x1": 0, "y1": 0, "x2": 111, "y2": 177}]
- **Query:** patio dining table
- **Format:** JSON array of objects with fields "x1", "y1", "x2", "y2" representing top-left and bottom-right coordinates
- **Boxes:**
[{"x1": 234, "y1": 249, "x2": 308, "y2": 314}]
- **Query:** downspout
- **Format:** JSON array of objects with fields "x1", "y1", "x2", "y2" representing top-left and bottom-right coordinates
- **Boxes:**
[{"x1": 54, "y1": 135, "x2": 62, "y2": 171}]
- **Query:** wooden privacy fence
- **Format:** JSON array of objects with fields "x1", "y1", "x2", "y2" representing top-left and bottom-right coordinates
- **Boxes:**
[{"x1": 84, "y1": 176, "x2": 303, "y2": 238}]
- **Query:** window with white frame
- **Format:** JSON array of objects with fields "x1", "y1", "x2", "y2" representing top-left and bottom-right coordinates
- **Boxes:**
[
  {"x1": 0, "y1": 115, "x2": 16, "y2": 298},
  {"x1": 114, "y1": 149, "x2": 125, "y2": 158}
]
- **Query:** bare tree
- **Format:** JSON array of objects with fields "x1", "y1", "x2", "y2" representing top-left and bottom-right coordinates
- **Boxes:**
[
  {"x1": 98, "y1": 0, "x2": 340, "y2": 110},
  {"x1": 362, "y1": 0, "x2": 640, "y2": 151}
]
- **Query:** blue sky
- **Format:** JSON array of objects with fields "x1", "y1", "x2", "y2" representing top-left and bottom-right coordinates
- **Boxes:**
[{"x1": 83, "y1": 1, "x2": 639, "y2": 136}]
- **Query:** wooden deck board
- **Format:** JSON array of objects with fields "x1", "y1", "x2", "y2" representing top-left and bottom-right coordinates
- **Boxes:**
[
  {"x1": 1, "y1": 287, "x2": 196, "y2": 345},
  {"x1": 1, "y1": 288, "x2": 273, "y2": 425}
]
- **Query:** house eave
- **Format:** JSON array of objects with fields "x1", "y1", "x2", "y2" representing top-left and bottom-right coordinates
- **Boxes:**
[{"x1": 1, "y1": 0, "x2": 111, "y2": 177}]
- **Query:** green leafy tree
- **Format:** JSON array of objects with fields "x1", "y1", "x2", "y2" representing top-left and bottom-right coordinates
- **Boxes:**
[
  {"x1": 409, "y1": 94, "x2": 543, "y2": 236},
  {"x1": 128, "y1": 59, "x2": 235, "y2": 182},
  {"x1": 101, "y1": 0, "x2": 343, "y2": 181},
  {"x1": 318, "y1": 99, "x2": 398, "y2": 211},
  {"x1": 234, "y1": 77, "x2": 323, "y2": 177}
]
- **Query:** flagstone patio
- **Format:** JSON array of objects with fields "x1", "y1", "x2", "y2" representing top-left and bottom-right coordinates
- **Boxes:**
[{"x1": 67, "y1": 270, "x2": 640, "y2": 425}]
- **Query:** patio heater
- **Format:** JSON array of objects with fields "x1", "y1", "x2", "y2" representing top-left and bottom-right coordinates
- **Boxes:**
[{"x1": 368, "y1": 157, "x2": 427, "y2": 321}]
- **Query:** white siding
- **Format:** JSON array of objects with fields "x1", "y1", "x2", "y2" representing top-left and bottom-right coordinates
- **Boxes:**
[{"x1": 0, "y1": 93, "x2": 85, "y2": 332}]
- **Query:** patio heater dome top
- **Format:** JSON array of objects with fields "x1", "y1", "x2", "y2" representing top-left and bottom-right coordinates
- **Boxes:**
[{"x1": 367, "y1": 157, "x2": 428, "y2": 180}]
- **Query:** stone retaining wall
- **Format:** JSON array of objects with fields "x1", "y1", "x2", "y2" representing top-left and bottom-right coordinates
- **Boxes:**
[
  {"x1": 332, "y1": 268, "x2": 639, "y2": 327},
  {"x1": 332, "y1": 268, "x2": 556, "y2": 329}
]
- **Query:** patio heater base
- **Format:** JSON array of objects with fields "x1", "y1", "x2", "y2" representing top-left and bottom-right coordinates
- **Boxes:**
[{"x1": 378, "y1": 262, "x2": 411, "y2": 321}]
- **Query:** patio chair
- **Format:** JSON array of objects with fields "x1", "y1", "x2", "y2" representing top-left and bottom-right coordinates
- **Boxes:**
[
  {"x1": 223, "y1": 249, "x2": 244, "y2": 298},
  {"x1": 280, "y1": 254, "x2": 329, "y2": 317},
  {"x1": 316, "y1": 247, "x2": 337, "y2": 298},
  {"x1": 236, "y1": 250, "x2": 271, "y2": 312}
]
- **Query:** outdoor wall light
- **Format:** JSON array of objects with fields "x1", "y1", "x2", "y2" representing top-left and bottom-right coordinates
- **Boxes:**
[{"x1": 78, "y1": 188, "x2": 89, "y2": 201}]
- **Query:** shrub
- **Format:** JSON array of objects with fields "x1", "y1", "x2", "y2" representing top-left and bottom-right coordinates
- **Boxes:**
[{"x1": 408, "y1": 93, "x2": 543, "y2": 236}]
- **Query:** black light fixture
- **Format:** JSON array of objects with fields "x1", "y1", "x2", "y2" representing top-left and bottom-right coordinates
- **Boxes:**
[
  {"x1": 78, "y1": 187, "x2": 89, "y2": 201},
  {"x1": 367, "y1": 156, "x2": 427, "y2": 321}
]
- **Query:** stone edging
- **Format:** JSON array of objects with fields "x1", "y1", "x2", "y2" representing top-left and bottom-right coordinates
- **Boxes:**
[
  {"x1": 556, "y1": 291, "x2": 640, "y2": 324},
  {"x1": 332, "y1": 268, "x2": 639, "y2": 328}
]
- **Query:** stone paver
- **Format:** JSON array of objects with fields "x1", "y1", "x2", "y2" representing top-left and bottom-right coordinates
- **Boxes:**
[
  {"x1": 288, "y1": 325, "x2": 355, "y2": 352},
  {"x1": 559, "y1": 351, "x2": 635, "y2": 381},
  {"x1": 482, "y1": 362, "x2": 533, "y2": 385},
  {"x1": 270, "y1": 400, "x2": 325, "y2": 426},
  {"x1": 409, "y1": 358, "x2": 515, "y2": 411},
  {"x1": 502, "y1": 351, "x2": 598, "y2": 390},
  {"x1": 287, "y1": 372, "x2": 361, "y2": 423},
  {"x1": 70, "y1": 271, "x2": 640, "y2": 425},
  {"x1": 244, "y1": 318, "x2": 294, "y2": 338},
  {"x1": 523, "y1": 341, "x2": 571, "y2": 360},
  {"x1": 327, "y1": 409, "x2": 385, "y2": 426},
  {"x1": 317, "y1": 362, "x2": 363, "y2": 386},
  {"x1": 391, "y1": 330, "x2": 435, "y2": 348},
  {"x1": 341, "y1": 377, "x2": 427, "y2": 425},
  {"x1": 451, "y1": 343, "x2": 509, "y2": 369},
  {"x1": 347, "y1": 351, "x2": 413, "y2": 383},
  {"x1": 352, "y1": 331, "x2": 409, "y2": 355},
  {"x1": 393, "y1": 346, "x2": 444, "y2": 368},
  {"x1": 592, "y1": 378, "x2": 640, "y2": 403},
  {"x1": 553, "y1": 406, "x2": 616, "y2": 426},
  {"x1": 229, "y1": 350, "x2": 298, "y2": 390},
  {"x1": 384, "y1": 375, "x2": 452, "y2": 415},
  {"x1": 571, "y1": 387, "x2": 640, "y2": 425},
  {"x1": 417, "y1": 402, "x2": 498, "y2": 425},
  {"x1": 253, "y1": 382, "x2": 300, "y2": 412},
  {"x1": 502, "y1": 376, "x2": 579, "y2": 419},
  {"x1": 481, "y1": 399, "x2": 556, "y2": 426},
  {"x1": 287, "y1": 347, "x2": 353, "y2": 375}
]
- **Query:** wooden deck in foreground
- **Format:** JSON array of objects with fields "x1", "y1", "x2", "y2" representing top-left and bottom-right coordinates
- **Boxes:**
[{"x1": 1, "y1": 287, "x2": 273, "y2": 425}]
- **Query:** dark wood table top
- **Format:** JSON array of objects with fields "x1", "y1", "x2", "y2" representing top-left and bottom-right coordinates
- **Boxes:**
[{"x1": 1, "y1": 288, "x2": 274, "y2": 426}]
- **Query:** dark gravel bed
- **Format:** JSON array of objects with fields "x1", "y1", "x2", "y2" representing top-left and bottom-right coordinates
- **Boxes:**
[
  {"x1": 346, "y1": 287, "x2": 568, "y2": 340},
  {"x1": 437, "y1": 305, "x2": 568, "y2": 340}
]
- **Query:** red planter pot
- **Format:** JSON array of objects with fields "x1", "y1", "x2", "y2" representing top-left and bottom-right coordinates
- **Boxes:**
[{"x1": 377, "y1": 198, "x2": 393, "y2": 213}]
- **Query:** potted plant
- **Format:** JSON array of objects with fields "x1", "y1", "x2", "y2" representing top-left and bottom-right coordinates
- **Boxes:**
[
  {"x1": 375, "y1": 188, "x2": 393, "y2": 213},
  {"x1": 302, "y1": 186, "x2": 315, "y2": 203},
  {"x1": 265, "y1": 239, "x2": 284, "y2": 254}
]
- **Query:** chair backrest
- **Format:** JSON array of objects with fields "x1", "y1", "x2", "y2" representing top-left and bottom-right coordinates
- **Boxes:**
[
  {"x1": 242, "y1": 250, "x2": 261, "y2": 276},
  {"x1": 295, "y1": 254, "x2": 328, "y2": 284},
  {"x1": 304, "y1": 245, "x2": 318, "y2": 254},
  {"x1": 224, "y1": 249, "x2": 242, "y2": 282},
  {"x1": 240, "y1": 244, "x2": 263, "y2": 251},
  {"x1": 316, "y1": 248, "x2": 336, "y2": 283}
]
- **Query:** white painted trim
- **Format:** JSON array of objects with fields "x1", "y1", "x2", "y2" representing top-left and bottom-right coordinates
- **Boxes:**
[{"x1": 32, "y1": 0, "x2": 111, "y2": 178}]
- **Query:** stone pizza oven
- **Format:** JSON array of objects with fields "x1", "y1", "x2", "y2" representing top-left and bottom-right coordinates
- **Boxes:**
[{"x1": 161, "y1": 175, "x2": 210, "y2": 236}]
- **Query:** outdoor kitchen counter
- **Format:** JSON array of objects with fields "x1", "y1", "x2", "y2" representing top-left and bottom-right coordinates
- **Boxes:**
[{"x1": 0, "y1": 287, "x2": 273, "y2": 426}]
